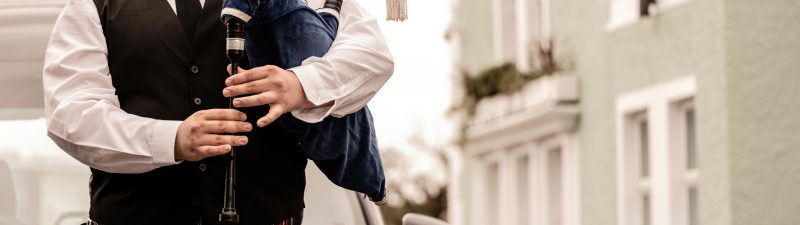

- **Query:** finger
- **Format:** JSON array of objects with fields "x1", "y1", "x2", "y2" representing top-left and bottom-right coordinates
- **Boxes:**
[
  {"x1": 226, "y1": 66, "x2": 273, "y2": 86},
  {"x1": 223, "y1": 79, "x2": 272, "y2": 98},
  {"x1": 200, "y1": 120, "x2": 253, "y2": 134},
  {"x1": 232, "y1": 91, "x2": 279, "y2": 108},
  {"x1": 199, "y1": 109, "x2": 247, "y2": 121},
  {"x1": 195, "y1": 145, "x2": 233, "y2": 158},
  {"x1": 196, "y1": 134, "x2": 249, "y2": 147},
  {"x1": 257, "y1": 105, "x2": 285, "y2": 127},
  {"x1": 226, "y1": 65, "x2": 248, "y2": 76}
]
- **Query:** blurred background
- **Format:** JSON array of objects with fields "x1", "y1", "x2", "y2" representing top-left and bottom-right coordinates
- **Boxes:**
[{"x1": 1, "y1": 0, "x2": 799, "y2": 225}]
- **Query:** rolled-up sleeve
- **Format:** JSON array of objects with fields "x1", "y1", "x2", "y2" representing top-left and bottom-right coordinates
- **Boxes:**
[
  {"x1": 43, "y1": 0, "x2": 181, "y2": 174},
  {"x1": 289, "y1": 0, "x2": 394, "y2": 123}
]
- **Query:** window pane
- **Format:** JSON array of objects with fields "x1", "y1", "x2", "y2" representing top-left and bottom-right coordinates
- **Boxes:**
[
  {"x1": 501, "y1": 0, "x2": 517, "y2": 63},
  {"x1": 548, "y1": 148, "x2": 563, "y2": 225},
  {"x1": 530, "y1": 0, "x2": 543, "y2": 41},
  {"x1": 487, "y1": 163, "x2": 500, "y2": 223},
  {"x1": 688, "y1": 186, "x2": 698, "y2": 225},
  {"x1": 639, "y1": 0, "x2": 655, "y2": 16},
  {"x1": 642, "y1": 193, "x2": 651, "y2": 225},
  {"x1": 518, "y1": 156, "x2": 529, "y2": 225},
  {"x1": 686, "y1": 108, "x2": 697, "y2": 169},
  {"x1": 640, "y1": 120, "x2": 650, "y2": 178}
]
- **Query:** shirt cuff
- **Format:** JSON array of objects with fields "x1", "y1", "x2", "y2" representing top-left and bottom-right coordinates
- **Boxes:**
[
  {"x1": 291, "y1": 105, "x2": 337, "y2": 123},
  {"x1": 289, "y1": 65, "x2": 339, "y2": 123},
  {"x1": 289, "y1": 64, "x2": 336, "y2": 106},
  {"x1": 148, "y1": 120, "x2": 182, "y2": 166}
]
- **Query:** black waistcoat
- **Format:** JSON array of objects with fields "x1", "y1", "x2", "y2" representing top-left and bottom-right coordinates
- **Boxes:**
[{"x1": 90, "y1": 1, "x2": 307, "y2": 224}]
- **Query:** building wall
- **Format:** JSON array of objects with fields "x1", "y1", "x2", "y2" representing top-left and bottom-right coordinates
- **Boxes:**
[
  {"x1": 724, "y1": 0, "x2": 800, "y2": 224},
  {"x1": 453, "y1": 0, "x2": 800, "y2": 224},
  {"x1": 551, "y1": 1, "x2": 618, "y2": 225},
  {"x1": 452, "y1": 0, "x2": 496, "y2": 74},
  {"x1": 552, "y1": 0, "x2": 731, "y2": 224}
]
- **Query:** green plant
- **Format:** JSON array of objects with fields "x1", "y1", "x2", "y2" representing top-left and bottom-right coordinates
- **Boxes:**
[{"x1": 457, "y1": 63, "x2": 552, "y2": 117}]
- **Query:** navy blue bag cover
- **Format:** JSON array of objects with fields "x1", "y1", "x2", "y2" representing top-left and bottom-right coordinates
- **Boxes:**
[{"x1": 221, "y1": 0, "x2": 387, "y2": 203}]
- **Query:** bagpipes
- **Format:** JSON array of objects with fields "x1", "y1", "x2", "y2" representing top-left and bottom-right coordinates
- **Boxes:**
[{"x1": 219, "y1": 0, "x2": 397, "y2": 222}]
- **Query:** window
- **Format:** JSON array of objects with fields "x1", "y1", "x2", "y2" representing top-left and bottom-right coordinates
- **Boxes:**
[
  {"x1": 616, "y1": 76, "x2": 697, "y2": 225},
  {"x1": 622, "y1": 111, "x2": 652, "y2": 225},
  {"x1": 498, "y1": 0, "x2": 518, "y2": 63},
  {"x1": 535, "y1": 138, "x2": 574, "y2": 225},
  {"x1": 638, "y1": 117, "x2": 650, "y2": 178},
  {"x1": 685, "y1": 107, "x2": 697, "y2": 170},
  {"x1": 517, "y1": 155, "x2": 530, "y2": 225},
  {"x1": 671, "y1": 99, "x2": 698, "y2": 225},
  {"x1": 607, "y1": 0, "x2": 693, "y2": 30},
  {"x1": 487, "y1": 162, "x2": 500, "y2": 223},
  {"x1": 546, "y1": 147, "x2": 563, "y2": 225},
  {"x1": 493, "y1": 0, "x2": 550, "y2": 71},
  {"x1": 470, "y1": 134, "x2": 580, "y2": 225},
  {"x1": 639, "y1": 0, "x2": 657, "y2": 17}
]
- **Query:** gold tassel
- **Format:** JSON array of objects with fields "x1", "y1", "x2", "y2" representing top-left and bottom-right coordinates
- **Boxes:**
[{"x1": 386, "y1": 0, "x2": 407, "y2": 21}]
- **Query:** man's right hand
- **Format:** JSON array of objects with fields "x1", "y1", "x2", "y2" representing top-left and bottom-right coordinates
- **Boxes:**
[{"x1": 174, "y1": 109, "x2": 252, "y2": 161}]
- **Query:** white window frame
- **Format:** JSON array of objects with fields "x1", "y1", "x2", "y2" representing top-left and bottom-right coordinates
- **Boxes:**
[
  {"x1": 469, "y1": 133, "x2": 580, "y2": 225},
  {"x1": 508, "y1": 145, "x2": 533, "y2": 225},
  {"x1": 606, "y1": 0, "x2": 693, "y2": 31},
  {"x1": 464, "y1": 75, "x2": 579, "y2": 225},
  {"x1": 528, "y1": 135, "x2": 581, "y2": 225},
  {"x1": 621, "y1": 111, "x2": 653, "y2": 225},
  {"x1": 669, "y1": 99, "x2": 698, "y2": 225},
  {"x1": 529, "y1": 0, "x2": 552, "y2": 72},
  {"x1": 471, "y1": 152, "x2": 505, "y2": 225},
  {"x1": 492, "y1": 0, "x2": 550, "y2": 71},
  {"x1": 615, "y1": 76, "x2": 697, "y2": 225},
  {"x1": 492, "y1": 0, "x2": 524, "y2": 69}
]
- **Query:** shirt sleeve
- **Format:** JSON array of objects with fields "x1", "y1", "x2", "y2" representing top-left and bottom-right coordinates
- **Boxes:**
[
  {"x1": 43, "y1": 0, "x2": 182, "y2": 174},
  {"x1": 288, "y1": 0, "x2": 394, "y2": 123}
]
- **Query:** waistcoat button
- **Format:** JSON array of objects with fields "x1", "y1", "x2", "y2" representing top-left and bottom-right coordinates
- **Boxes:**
[
  {"x1": 190, "y1": 65, "x2": 200, "y2": 74},
  {"x1": 193, "y1": 97, "x2": 202, "y2": 105},
  {"x1": 198, "y1": 163, "x2": 207, "y2": 172}
]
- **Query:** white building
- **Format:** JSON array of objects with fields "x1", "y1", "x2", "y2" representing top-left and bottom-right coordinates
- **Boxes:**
[{"x1": 448, "y1": 0, "x2": 800, "y2": 224}]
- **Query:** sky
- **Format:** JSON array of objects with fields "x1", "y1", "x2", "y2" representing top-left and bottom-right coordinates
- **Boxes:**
[
  {"x1": 352, "y1": 0, "x2": 458, "y2": 205},
  {"x1": 356, "y1": 0, "x2": 457, "y2": 149}
]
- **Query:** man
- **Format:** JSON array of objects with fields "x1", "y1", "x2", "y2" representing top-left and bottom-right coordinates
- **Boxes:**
[
  {"x1": 42, "y1": 0, "x2": 393, "y2": 224},
  {"x1": 220, "y1": 0, "x2": 386, "y2": 203}
]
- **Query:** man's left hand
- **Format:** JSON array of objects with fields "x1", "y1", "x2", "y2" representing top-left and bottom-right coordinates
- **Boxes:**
[{"x1": 223, "y1": 65, "x2": 315, "y2": 127}]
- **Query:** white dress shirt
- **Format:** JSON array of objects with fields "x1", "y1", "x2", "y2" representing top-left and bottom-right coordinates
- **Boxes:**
[{"x1": 43, "y1": 0, "x2": 393, "y2": 173}]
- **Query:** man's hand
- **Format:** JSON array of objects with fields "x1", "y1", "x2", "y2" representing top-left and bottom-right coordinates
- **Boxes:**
[
  {"x1": 174, "y1": 109, "x2": 252, "y2": 161},
  {"x1": 223, "y1": 65, "x2": 315, "y2": 127}
]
